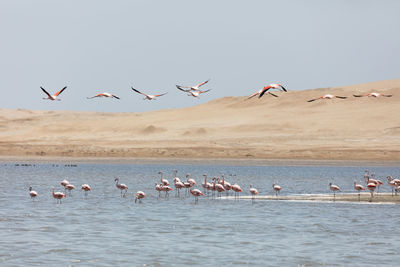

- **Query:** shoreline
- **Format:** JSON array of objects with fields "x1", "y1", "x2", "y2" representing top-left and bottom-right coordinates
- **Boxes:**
[{"x1": 1, "y1": 155, "x2": 399, "y2": 166}]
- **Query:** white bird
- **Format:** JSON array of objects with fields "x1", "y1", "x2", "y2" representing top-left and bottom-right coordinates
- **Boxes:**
[
  {"x1": 87, "y1": 92, "x2": 120, "y2": 99},
  {"x1": 308, "y1": 94, "x2": 347, "y2": 102},
  {"x1": 177, "y1": 87, "x2": 211, "y2": 98},
  {"x1": 41, "y1": 86, "x2": 67, "y2": 101},
  {"x1": 131, "y1": 87, "x2": 167, "y2": 100},
  {"x1": 29, "y1": 186, "x2": 38, "y2": 199},
  {"x1": 176, "y1": 79, "x2": 210, "y2": 91},
  {"x1": 353, "y1": 92, "x2": 392, "y2": 98}
]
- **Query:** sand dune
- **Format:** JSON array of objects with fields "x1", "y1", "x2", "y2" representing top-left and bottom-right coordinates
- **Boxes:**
[{"x1": 1, "y1": 79, "x2": 399, "y2": 160}]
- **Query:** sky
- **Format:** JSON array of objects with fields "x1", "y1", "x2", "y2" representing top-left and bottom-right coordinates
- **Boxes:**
[{"x1": 0, "y1": 0, "x2": 399, "y2": 112}]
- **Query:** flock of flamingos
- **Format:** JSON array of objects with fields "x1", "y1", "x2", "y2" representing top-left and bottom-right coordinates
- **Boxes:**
[
  {"x1": 40, "y1": 79, "x2": 393, "y2": 102},
  {"x1": 28, "y1": 169, "x2": 399, "y2": 204}
]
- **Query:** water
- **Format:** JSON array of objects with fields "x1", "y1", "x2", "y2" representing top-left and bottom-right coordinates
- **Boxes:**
[{"x1": 1, "y1": 161, "x2": 399, "y2": 266}]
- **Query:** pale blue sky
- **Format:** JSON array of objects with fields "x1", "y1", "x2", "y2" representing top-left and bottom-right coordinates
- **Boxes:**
[{"x1": 0, "y1": 0, "x2": 399, "y2": 112}]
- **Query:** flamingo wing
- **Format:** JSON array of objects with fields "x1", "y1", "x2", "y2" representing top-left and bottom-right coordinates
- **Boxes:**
[
  {"x1": 176, "y1": 85, "x2": 191, "y2": 92},
  {"x1": 307, "y1": 98, "x2": 318, "y2": 102},
  {"x1": 40, "y1": 87, "x2": 52, "y2": 98},
  {"x1": 131, "y1": 87, "x2": 147, "y2": 96},
  {"x1": 155, "y1": 92, "x2": 168, "y2": 97},
  {"x1": 353, "y1": 94, "x2": 364, "y2": 97},
  {"x1": 280, "y1": 85, "x2": 287, "y2": 92},
  {"x1": 87, "y1": 93, "x2": 103, "y2": 99},
  {"x1": 258, "y1": 88, "x2": 270, "y2": 98},
  {"x1": 200, "y1": 89, "x2": 211, "y2": 93},
  {"x1": 112, "y1": 95, "x2": 120, "y2": 99},
  {"x1": 335, "y1": 96, "x2": 347, "y2": 99},
  {"x1": 246, "y1": 91, "x2": 259, "y2": 100},
  {"x1": 196, "y1": 79, "x2": 210, "y2": 88},
  {"x1": 383, "y1": 94, "x2": 393, "y2": 97},
  {"x1": 54, "y1": 86, "x2": 67, "y2": 96}
]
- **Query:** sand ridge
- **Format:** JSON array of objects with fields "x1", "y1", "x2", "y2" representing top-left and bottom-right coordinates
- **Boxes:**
[{"x1": 1, "y1": 79, "x2": 399, "y2": 160}]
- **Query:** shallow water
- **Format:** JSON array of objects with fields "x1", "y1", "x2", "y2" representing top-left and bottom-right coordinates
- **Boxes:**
[{"x1": 1, "y1": 161, "x2": 399, "y2": 266}]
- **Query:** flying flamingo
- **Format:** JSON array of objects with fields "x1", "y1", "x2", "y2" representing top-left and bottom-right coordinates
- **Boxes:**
[
  {"x1": 272, "y1": 183, "x2": 282, "y2": 197},
  {"x1": 159, "y1": 171, "x2": 170, "y2": 186},
  {"x1": 87, "y1": 92, "x2": 120, "y2": 99},
  {"x1": 307, "y1": 94, "x2": 347, "y2": 102},
  {"x1": 41, "y1": 86, "x2": 67, "y2": 101},
  {"x1": 131, "y1": 87, "x2": 168, "y2": 100},
  {"x1": 248, "y1": 83, "x2": 287, "y2": 100},
  {"x1": 249, "y1": 185, "x2": 259, "y2": 200},
  {"x1": 190, "y1": 186, "x2": 204, "y2": 203},
  {"x1": 115, "y1": 178, "x2": 128, "y2": 197},
  {"x1": 52, "y1": 187, "x2": 66, "y2": 204},
  {"x1": 81, "y1": 184, "x2": 91, "y2": 196},
  {"x1": 353, "y1": 181, "x2": 365, "y2": 201},
  {"x1": 176, "y1": 79, "x2": 210, "y2": 91},
  {"x1": 135, "y1": 191, "x2": 146, "y2": 203},
  {"x1": 29, "y1": 187, "x2": 38, "y2": 200},
  {"x1": 64, "y1": 183, "x2": 75, "y2": 196},
  {"x1": 177, "y1": 87, "x2": 212, "y2": 98},
  {"x1": 329, "y1": 182, "x2": 341, "y2": 201},
  {"x1": 231, "y1": 183, "x2": 242, "y2": 199},
  {"x1": 353, "y1": 92, "x2": 392, "y2": 98}
]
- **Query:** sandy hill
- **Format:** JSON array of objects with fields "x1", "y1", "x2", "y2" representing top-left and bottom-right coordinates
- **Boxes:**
[{"x1": 1, "y1": 79, "x2": 399, "y2": 160}]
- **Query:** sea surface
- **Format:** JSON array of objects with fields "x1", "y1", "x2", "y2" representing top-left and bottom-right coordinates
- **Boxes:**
[{"x1": 0, "y1": 161, "x2": 399, "y2": 266}]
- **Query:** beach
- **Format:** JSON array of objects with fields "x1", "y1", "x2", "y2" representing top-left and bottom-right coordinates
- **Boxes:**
[{"x1": 1, "y1": 79, "x2": 399, "y2": 161}]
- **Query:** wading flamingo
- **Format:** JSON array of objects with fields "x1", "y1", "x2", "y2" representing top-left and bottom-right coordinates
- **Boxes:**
[
  {"x1": 61, "y1": 179, "x2": 69, "y2": 187},
  {"x1": 159, "y1": 171, "x2": 170, "y2": 186},
  {"x1": 186, "y1": 174, "x2": 197, "y2": 186},
  {"x1": 155, "y1": 182, "x2": 162, "y2": 198},
  {"x1": 329, "y1": 183, "x2": 341, "y2": 201},
  {"x1": 41, "y1": 86, "x2": 67, "y2": 101},
  {"x1": 190, "y1": 186, "x2": 204, "y2": 204},
  {"x1": 87, "y1": 92, "x2": 120, "y2": 99},
  {"x1": 52, "y1": 187, "x2": 66, "y2": 204},
  {"x1": 366, "y1": 182, "x2": 376, "y2": 199},
  {"x1": 135, "y1": 191, "x2": 146, "y2": 203},
  {"x1": 131, "y1": 87, "x2": 167, "y2": 100},
  {"x1": 81, "y1": 184, "x2": 91, "y2": 196},
  {"x1": 115, "y1": 178, "x2": 128, "y2": 197},
  {"x1": 29, "y1": 187, "x2": 38, "y2": 200},
  {"x1": 308, "y1": 94, "x2": 347, "y2": 102},
  {"x1": 353, "y1": 181, "x2": 365, "y2": 201},
  {"x1": 174, "y1": 178, "x2": 185, "y2": 197},
  {"x1": 353, "y1": 92, "x2": 392, "y2": 98},
  {"x1": 249, "y1": 185, "x2": 259, "y2": 200},
  {"x1": 231, "y1": 183, "x2": 242, "y2": 199},
  {"x1": 215, "y1": 179, "x2": 225, "y2": 198},
  {"x1": 176, "y1": 79, "x2": 210, "y2": 91},
  {"x1": 64, "y1": 183, "x2": 75, "y2": 196},
  {"x1": 273, "y1": 183, "x2": 282, "y2": 197},
  {"x1": 160, "y1": 184, "x2": 173, "y2": 198}
]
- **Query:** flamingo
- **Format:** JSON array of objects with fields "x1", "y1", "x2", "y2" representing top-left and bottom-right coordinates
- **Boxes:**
[
  {"x1": 221, "y1": 174, "x2": 232, "y2": 196},
  {"x1": 249, "y1": 185, "x2": 259, "y2": 200},
  {"x1": 131, "y1": 87, "x2": 167, "y2": 100},
  {"x1": 176, "y1": 79, "x2": 210, "y2": 91},
  {"x1": 61, "y1": 179, "x2": 69, "y2": 187},
  {"x1": 190, "y1": 186, "x2": 204, "y2": 203},
  {"x1": 160, "y1": 184, "x2": 173, "y2": 198},
  {"x1": 186, "y1": 174, "x2": 197, "y2": 186},
  {"x1": 81, "y1": 184, "x2": 91, "y2": 196},
  {"x1": 177, "y1": 87, "x2": 211, "y2": 98},
  {"x1": 366, "y1": 182, "x2": 376, "y2": 199},
  {"x1": 52, "y1": 187, "x2": 66, "y2": 204},
  {"x1": 329, "y1": 182, "x2": 341, "y2": 201},
  {"x1": 353, "y1": 181, "x2": 365, "y2": 201},
  {"x1": 64, "y1": 183, "x2": 75, "y2": 196},
  {"x1": 41, "y1": 86, "x2": 67, "y2": 101},
  {"x1": 135, "y1": 191, "x2": 146, "y2": 203},
  {"x1": 87, "y1": 92, "x2": 120, "y2": 99},
  {"x1": 387, "y1": 176, "x2": 400, "y2": 196},
  {"x1": 215, "y1": 178, "x2": 225, "y2": 198},
  {"x1": 115, "y1": 178, "x2": 128, "y2": 197},
  {"x1": 202, "y1": 174, "x2": 208, "y2": 193},
  {"x1": 307, "y1": 94, "x2": 347, "y2": 102},
  {"x1": 159, "y1": 171, "x2": 170, "y2": 186},
  {"x1": 174, "y1": 178, "x2": 185, "y2": 197},
  {"x1": 272, "y1": 183, "x2": 282, "y2": 197},
  {"x1": 248, "y1": 83, "x2": 287, "y2": 99},
  {"x1": 155, "y1": 182, "x2": 162, "y2": 198},
  {"x1": 29, "y1": 187, "x2": 38, "y2": 200},
  {"x1": 353, "y1": 92, "x2": 392, "y2": 98},
  {"x1": 231, "y1": 183, "x2": 242, "y2": 199}
]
